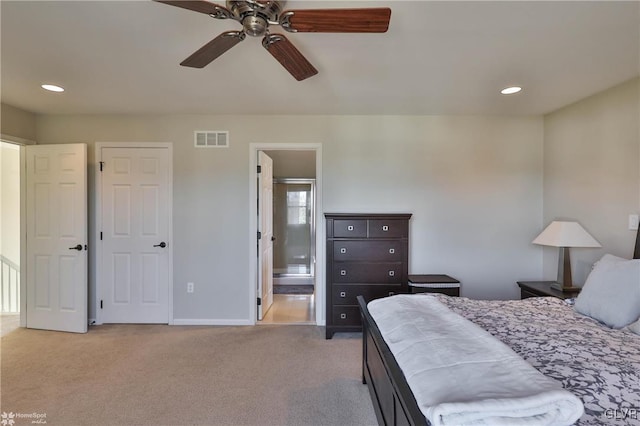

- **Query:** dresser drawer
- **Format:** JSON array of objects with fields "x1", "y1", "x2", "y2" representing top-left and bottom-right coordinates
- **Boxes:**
[
  {"x1": 332, "y1": 284, "x2": 401, "y2": 305},
  {"x1": 333, "y1": 219, "x2": 367, "y2": 238},
  {"x1": 331, "y1": 306, "x2": 361, "y2": 326},
  {"x1": 333, "y1": 240, "x2": 402, "y2": 261},
  {"x1": 333, "y1": 263, "x2": 402, "y2": 284},
  {"x1": 368, "y1": 219, "x2": 408, "y2": 238}
]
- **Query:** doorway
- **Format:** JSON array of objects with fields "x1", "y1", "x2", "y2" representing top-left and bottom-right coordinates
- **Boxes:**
[
  {"x1": 263, "y1": 178, "x2": 316, "y2": 324},
  {"x1": 250, "y1": 144, "x2": 323, "y2": 326},
  {"x1": 0, "y1": 141, "x2": 21, "y2": 335}
]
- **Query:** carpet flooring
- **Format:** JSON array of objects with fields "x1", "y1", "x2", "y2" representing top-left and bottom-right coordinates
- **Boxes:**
[{"x1": 0, "y1": 324, "x2": 376, "y2": 426}]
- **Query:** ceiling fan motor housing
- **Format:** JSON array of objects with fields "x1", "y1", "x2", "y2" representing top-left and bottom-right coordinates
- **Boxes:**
[{"x1": 227, "y1": 1, "x2": 284, "y2": 37}]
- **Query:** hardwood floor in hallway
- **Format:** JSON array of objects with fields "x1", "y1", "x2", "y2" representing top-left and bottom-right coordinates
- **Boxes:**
[{"x1": 260, "y1": 294, "x2": 315, "y2": 324}]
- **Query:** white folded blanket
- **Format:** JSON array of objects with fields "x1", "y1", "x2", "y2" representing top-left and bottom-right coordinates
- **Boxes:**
[{"x1": 367, "y1": 295, "x2": 584, "y2": 426}]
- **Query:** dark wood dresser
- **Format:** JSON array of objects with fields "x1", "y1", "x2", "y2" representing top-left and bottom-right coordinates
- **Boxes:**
[{"x1": 325, "y1": 213, "x2": 411, "y2": 339}]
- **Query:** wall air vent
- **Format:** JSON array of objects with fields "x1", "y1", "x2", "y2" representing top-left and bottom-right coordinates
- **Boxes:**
[{"x1": 194, "y1": 131, "x2": 229, "y2": 148}]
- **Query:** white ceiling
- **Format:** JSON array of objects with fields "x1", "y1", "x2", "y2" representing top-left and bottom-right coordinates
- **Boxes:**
[{"x1": 1, "y1": 1, "x2": 638, "y2": 116}]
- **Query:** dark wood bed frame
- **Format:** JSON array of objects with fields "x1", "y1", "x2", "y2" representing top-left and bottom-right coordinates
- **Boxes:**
[
  {"x1": 358, "y1": 294, "x2": 426, "y2": 425},
  {"x1": 358, "y1": 224, "x2": 640, "y2": 426}
]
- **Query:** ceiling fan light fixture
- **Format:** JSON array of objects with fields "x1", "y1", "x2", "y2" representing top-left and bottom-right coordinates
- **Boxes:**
[
  {"x1": 41, "y1": 84, "x2": 65, "y2": 92},
  {"x1": 501, "y1": 86, "x2": 522, "y2": 95}
]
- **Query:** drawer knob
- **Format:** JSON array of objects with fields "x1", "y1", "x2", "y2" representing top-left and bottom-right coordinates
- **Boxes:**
[
  {"x1": 382, "y1": 225, "x2": 389, "y2": 231},
  {"x1": 389, "y1": 248, "x2": 395, "y2": 254},
  {"x1": 340, "y1": 270, "x2": 347, "y2": 276},
  {"x1": 347, "y1": 225, "x2": 354, "y2": 231},
  {"x1": 340, "y1": 291, "x2": 346, "y2": 298},
  {"x1": 388, "y1": 270, "x2": 395, "y2": 277},
  {"x1": 340, "y1": 313, "x2": 347, "y2": 319},
  {"x1": 340, "y1": 248, "x2": 347, "y2": 254}
]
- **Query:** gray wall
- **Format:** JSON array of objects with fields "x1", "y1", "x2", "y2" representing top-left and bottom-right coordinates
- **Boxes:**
[
  {"x1": 264, "y1": 150, "x2": 316, "y2": 179},
  {"x1": 11, "y1": 77, "x2": 640, "y2": 323},
  {"x1": 35, "y1": 114, "x2": 544, "y2": 322},
  {"x1": 543, "y1": 77, "x2": 640, "y2": 284},
  {"x1": 1, "y1": 103, "x2": 37, "y2": 141}
]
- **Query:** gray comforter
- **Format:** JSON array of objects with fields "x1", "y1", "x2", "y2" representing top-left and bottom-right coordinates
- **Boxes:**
[{"x1": 435, "y1": 295, "x2": 640, "y2": 425}]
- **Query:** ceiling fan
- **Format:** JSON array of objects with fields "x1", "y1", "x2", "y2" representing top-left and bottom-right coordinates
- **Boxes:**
[{"x1": 154, "y1": 0, "x2": 391, "y2": 81}]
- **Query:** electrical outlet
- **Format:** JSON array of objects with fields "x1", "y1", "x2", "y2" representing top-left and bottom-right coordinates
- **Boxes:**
[
  {"x1": 629, "y1": 214, "x2": 639, "y2": 231},
  {"x1": 187, "y1": 282, "x2": 194, "y2": 293}
]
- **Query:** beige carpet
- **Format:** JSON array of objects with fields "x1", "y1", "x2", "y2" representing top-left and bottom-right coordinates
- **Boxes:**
[{"x1": 0, "y1": 324, "x2": 377, "y2": 426}]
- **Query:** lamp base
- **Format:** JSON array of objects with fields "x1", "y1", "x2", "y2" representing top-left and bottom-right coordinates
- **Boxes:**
[{"x1": 549, "y1": 282, "x2": 581, "y2": 292}]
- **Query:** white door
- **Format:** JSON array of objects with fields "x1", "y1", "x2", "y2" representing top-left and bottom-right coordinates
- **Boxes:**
[
  {"x1": 257, "y1": 151, "x2": 274, "y2": 320},
  {"x1": 26, "y1": 144, "x2": 87, "y2": 333},
  {"x1": 100, "y1": 147, "x2": 170, "y2": 323}
]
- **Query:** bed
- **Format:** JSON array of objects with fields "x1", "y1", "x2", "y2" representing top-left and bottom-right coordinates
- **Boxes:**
[{"x1": 358, "y1": 229, "x2": 640, "y2": 426}]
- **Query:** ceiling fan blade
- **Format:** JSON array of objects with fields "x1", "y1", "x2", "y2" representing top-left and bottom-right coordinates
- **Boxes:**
[
  {"x1": 262, "y1": 34, "x2": 318, "y2": 81},
  {"x1": 153, "y1": 0, "x2": 234, "y2": 19},
  {"x1": 280, "y1": 8, "x2": 391, "y2": 33},
  {"x1": 181, "y1": 31, "x2": 246, "y2": 68}
]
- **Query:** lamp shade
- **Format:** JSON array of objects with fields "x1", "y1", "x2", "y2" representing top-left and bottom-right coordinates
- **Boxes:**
[{"x1": 532, "y1": 221, "x2": 601, "y2": 248}]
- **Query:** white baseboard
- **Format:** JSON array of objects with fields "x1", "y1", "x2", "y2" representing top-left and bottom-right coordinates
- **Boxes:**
[
  {"x1": 89, "y1": 318, "x2": 253, "y2": 326},
  {"x1": 172, "y1": 318, "x2": 253, "y2": 326}
]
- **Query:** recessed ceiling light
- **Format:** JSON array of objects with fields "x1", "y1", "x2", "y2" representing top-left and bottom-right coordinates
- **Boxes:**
[
  {"x1": 41, "y1": 84, "x2": 65, "y2": 92},
  {"x1": 501, "y1": 86, "x2": 522, "y2": 95}
]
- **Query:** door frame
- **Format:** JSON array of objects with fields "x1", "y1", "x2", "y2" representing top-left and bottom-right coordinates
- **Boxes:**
[
  {"x1": 248, "y1": 143, "x2": 324, "y2": 326},
  {"x1": 94, "y1": 142, "x2": 174, "y2": 325}
]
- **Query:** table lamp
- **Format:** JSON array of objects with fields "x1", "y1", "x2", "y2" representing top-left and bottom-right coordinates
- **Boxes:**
[{"x1": 532, "y1": 221, "x2": 601, "y2": 291}]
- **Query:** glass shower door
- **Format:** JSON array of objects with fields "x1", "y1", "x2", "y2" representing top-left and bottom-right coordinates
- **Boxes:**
[{"x1": 273, "y1": 180, "x2": 315, "y2": 280}]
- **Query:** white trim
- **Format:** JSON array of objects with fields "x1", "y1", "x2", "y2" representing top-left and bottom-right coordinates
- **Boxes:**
[
  {"x1": 0, "y1": 134, "x2": 36, "y2": 146},
  {"x1": 248, "y1": 143, "x2": 325, "y2": 327},
  {"x1": 20, "y1": 146, "x2": 27, "y2": 327},
  {"x1": 173, "y1": 318, "x2": 253, "y2": 326},
  {"x1": 94, "y1": 142, "x2": 174, "y2": 325}
]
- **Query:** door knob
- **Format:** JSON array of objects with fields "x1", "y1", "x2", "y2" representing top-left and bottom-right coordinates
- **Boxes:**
[
  {"x1": 154, "y1": 242, "x2": 167, "y2": 248},
  {"x1": 68, "y1": 244, "x2": 83, "y2": 251}
]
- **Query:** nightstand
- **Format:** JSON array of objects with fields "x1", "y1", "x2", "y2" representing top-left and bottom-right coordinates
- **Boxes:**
[
  {"x1": 409, "y1": 274, "x2": 460, "y2": 297},
  {"x1": 517, "y1": 281, "x2": 580, "y2": 300}
]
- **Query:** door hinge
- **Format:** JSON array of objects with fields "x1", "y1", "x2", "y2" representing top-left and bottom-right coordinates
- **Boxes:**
[
  {"x1": 257, "y1": 231, "x2": 261, "y2": 240},
  {"x1": 99, "y1": 161, "x2": 104, "y2": 172},
  {"x1": 100, "y1": 300, "x2": 103, "y2": 309},
  {"x1": 257, "y1": 165, "x2": 261, "y2": 173},
  {"x1": 257, "y1": 297, "x2": 262, "y2": 306},
  {"x1": 100, "y1": 231, "x2": 103, "y2": 240}
]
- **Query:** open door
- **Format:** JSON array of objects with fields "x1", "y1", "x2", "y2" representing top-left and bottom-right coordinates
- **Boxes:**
[
  {"x1": 25, "y1": 144, "x2": 87, "y2": 333},
  {"x1": 257, "y1": 151, "x2": 274, "y2": 320}
]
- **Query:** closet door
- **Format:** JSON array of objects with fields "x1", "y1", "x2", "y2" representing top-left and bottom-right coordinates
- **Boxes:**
[{"x1": 99, "y1": 146, "x2": 171, "y2": 323}]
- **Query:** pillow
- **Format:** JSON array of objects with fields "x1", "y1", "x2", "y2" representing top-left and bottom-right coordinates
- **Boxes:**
[
  {"x1": 628, "y1": 318, "x2": 640, "y2": 335},
  {"x1": 574, "y1": 254, "x2": 640, "y2": 328}
]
